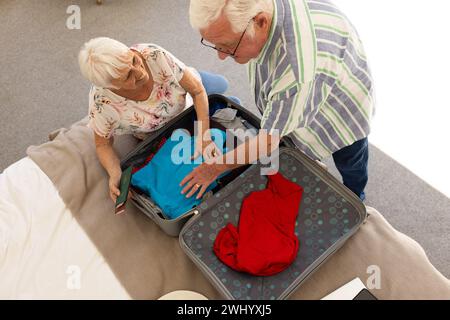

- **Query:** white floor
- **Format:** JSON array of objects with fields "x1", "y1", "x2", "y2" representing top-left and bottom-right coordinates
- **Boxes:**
[{"x1": 334, "y1": 0, "x2": 450, "y2": 198}]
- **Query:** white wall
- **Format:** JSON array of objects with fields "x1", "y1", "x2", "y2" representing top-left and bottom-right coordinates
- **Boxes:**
[{"x1": 334, "y1": 0, "x2": 450, "y2": 197}]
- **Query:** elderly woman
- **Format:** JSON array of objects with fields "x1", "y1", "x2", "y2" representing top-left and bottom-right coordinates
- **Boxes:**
[{"x1": 78, "y1": 37, "x2": 227, "y2": 203}]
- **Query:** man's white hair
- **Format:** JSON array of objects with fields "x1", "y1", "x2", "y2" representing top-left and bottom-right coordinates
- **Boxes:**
[
  {"x1": 78, "y1": 37, "x2": 130, "y2": 89},
  {"x1": 189, "y1": 0, "x2": 273, "y2": 37}
]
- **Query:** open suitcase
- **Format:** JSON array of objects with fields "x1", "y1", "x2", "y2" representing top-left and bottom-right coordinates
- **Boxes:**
[{"x1": 120, "y1": 94, "x2": 367, "y2": 300}]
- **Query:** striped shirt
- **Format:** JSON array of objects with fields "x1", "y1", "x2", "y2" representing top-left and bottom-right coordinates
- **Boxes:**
[{"x1": 248, "y1": 0, "x2": 375, "y2": 160}]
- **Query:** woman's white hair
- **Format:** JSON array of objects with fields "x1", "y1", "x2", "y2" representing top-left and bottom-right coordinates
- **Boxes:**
[
  {"x1": 78, "y1": 37, "x2": 131, "y2": 89},
  {"x1": 189, "y1": 0, "x2": 273, "y2": 38}
]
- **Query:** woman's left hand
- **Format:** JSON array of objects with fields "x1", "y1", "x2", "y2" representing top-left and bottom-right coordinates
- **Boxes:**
[{"x1": 180, "y1": 161, "x2": 223, "y2": 199}]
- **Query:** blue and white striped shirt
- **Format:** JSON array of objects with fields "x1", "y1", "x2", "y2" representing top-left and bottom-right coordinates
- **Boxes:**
[{"x1": 248, "y1": 0, "x2": 375, "y2": 160}]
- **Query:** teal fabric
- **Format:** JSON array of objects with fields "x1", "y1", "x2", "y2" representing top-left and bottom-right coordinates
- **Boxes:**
[{"x1": 131, "y1": 128, "x2": 227, "y2": 219}]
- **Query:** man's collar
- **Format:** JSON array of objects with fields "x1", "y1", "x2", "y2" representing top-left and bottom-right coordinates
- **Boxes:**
[
  {"x1": 255, "y1": 0, "x2": 284, "y2": 65},
  {"x1": 254, "y1": 0, "x2": 317, "y2": 83}
]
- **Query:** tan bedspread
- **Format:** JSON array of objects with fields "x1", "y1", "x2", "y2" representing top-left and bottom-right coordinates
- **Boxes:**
[{"x1": 26, "y1": 118, "x2": 450, "y2": 300}]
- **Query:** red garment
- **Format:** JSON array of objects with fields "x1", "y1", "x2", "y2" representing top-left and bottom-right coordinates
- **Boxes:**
[
  {"x1": 131, "y1": 137, "x2": 167, "y2": 174},
  {"x1": 213, "y1": 173, "x2": 303, "y2": 276}
]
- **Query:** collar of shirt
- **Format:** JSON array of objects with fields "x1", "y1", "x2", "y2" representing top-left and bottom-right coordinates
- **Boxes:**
[
  {"x1": 255, "y1": 0, "x2": 283, "y2": 65},
  {"x1": 255, "y1": 0, "x2": 317, "y2": 84}
]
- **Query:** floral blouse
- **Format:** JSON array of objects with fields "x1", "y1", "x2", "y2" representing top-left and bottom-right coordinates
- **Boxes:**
[{"x1": 87, "y1": 43, "x2": 197, "y2": 139}]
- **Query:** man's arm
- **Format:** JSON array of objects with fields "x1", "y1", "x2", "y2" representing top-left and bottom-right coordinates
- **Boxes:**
[
  {"x1": 180, "y1": 131, "x2": 280, "y2": 199},
  {"x1": 180, "y1": 80, "x2": 315, "y2": 199}
]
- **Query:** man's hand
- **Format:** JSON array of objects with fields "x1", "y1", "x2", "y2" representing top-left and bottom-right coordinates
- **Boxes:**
[
  {"x1": 180, "y1": 162, "x2": 223, "y2": 199},
  {"x1": 181, "y1": 131, "x2": 280, "y2": 200}
]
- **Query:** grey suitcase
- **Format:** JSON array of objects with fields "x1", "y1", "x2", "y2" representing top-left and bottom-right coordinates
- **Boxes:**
[{"x1": 121, "y1": 94, "x2": 366, "y2": 299}]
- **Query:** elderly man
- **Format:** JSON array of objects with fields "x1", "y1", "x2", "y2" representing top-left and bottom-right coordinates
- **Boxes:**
[{"x1": 181, "y1": 0, "x2": 374, "y2": 201}]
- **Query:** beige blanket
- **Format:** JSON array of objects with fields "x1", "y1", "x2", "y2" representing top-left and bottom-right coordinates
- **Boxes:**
[{"x1": 26, "y1": 118, "x2": 450, "y2": 300}]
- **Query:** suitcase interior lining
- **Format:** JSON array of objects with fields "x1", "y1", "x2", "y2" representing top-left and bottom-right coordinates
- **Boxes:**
[{"x1": 180, "y1": 149, "x2": 364, "y2": 300}]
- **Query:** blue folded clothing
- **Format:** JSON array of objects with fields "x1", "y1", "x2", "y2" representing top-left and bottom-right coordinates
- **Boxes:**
[{"x1": 131, "y1": 128, "x2": 228, "y2": 219}]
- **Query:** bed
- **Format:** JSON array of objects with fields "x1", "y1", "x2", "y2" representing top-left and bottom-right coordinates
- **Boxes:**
[
  {"x1": 0, "y1": 157, "x2": 129, "y2": 299},
  {"x1": 1, "y1": 118, "x2": 449, "y2": 300}
]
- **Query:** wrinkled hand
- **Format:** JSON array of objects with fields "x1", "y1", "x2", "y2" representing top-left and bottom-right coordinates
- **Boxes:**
[
  {"x1": 180, "y1": 162, "x2": 222, "y2": 199},
  {"x1": 108, "y1": 173, "x2": 131, "y2": 204},
  {"x1": 108, "y1": 174, "x2": 121, "y2": 203},
  {"x1": 192, "y1": 135, "x2": 222, "y2": 162}
]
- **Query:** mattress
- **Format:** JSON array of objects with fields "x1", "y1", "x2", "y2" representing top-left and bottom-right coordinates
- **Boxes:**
[{"x1": 0, "y1": 157, "x2": 130, "y2": 299}]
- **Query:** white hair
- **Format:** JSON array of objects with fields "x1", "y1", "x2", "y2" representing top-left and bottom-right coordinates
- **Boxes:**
[
  {"x1": 189, "y1": 0, "x2": 273, "y2": 37},
  {"x1": 78, "y1": 37, "x2": 131, "y2": 88}
]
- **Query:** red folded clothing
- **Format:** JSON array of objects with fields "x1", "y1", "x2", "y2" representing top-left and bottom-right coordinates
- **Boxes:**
[{"x1": 213, "y1": 173, "x2": 303, "y2": 276}]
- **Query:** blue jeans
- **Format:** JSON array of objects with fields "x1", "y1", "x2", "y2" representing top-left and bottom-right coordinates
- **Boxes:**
[
  {"x1": 199, "y1": 71, "x2": 241, "y2": 106},
  {"x1": 332, "y1": 137, "x2": 369, "y2": 201},
  {"x1": 199, "y1": 71, "x2": 228, "y2": 95}
]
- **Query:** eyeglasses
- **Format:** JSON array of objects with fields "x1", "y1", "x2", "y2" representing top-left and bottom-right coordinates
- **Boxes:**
[{"x1": 200, "y1": 18, "x2": 254, "y2": 57}]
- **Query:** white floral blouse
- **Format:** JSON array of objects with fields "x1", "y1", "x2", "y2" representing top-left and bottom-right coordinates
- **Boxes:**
[{"x1": 87, "y1": 43, "x2": 198, "y2": 139}]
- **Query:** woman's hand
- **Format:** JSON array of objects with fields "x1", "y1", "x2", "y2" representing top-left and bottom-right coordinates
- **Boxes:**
[
  {"x1": 180, "y1": 162, "x2": 223, "y2": 199},
  {"x1": 108, "y1": 173, "x2": 132, "y2": 204},
  {"x1": 108, "y1": 173, "x2": 122, "y2": 203},
  {"x1": 94, "y1": 133, "x2": 132, "y2": 206},
  {"x1": 178, "y1": 68, "x2": 218, "y2": 161},
  {"x1": 192, "y1": 135, "x2": 222, "y2": 162}
]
